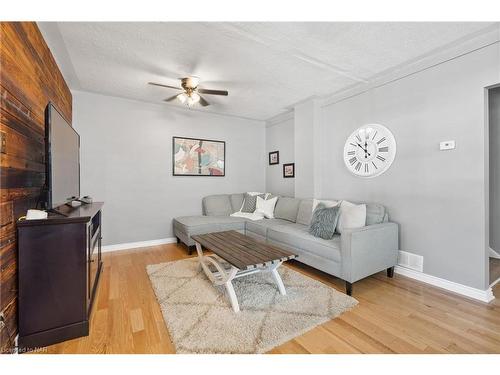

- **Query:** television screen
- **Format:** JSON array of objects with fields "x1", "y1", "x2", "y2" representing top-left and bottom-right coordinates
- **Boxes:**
[{"x1": 46, "y1": 103, "x2": 80, "y2": 208}]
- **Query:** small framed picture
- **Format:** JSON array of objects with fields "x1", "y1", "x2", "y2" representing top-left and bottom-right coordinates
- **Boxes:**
[
  {"x1": 269, "y1": 151, "x2": 279, "y2": 165},
  {"x1": 283, "y1": 163, "x2": 295, "y2": 178}
]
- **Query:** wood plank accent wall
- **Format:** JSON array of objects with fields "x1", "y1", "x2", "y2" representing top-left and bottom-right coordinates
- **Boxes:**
[{"x1": 0, "y1": 22, "x2": 72, "y2": 353}]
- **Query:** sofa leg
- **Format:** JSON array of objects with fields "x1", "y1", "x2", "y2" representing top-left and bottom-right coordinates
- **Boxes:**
[
  {"x1": 387, "y1": 266, "x2": 395, "y2": 278},
  {"x1": 176, "y1": 237, "x2": 180, "y2": 244},
  {"x1": 345, "y1": 281, "x2": 353, "y2": 296},
  {"x1": 188, "y1": 245, "x2": 195, "y2": 256}
]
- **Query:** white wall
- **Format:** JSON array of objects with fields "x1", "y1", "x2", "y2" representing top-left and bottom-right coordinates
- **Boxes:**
[
  {"x1": 294, "y1": 101, "x2": 316, "y2": 198},
  {"x1": 265, "y1": 117, "x2": 295, "y2": 196},
  {"x1": 73, "y1": 91, "x2": 266, "y2": 245},
  {"x1": 320, "y1": 43, "x2": 500, "y2": 290}
]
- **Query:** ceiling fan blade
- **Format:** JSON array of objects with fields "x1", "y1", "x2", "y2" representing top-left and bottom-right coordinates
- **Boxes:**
[
  {"x1": 198, "y1": 96, "x2": 210, "y2": 107},
  {"x1": 164, "y1": 95, "x2": 179, "y2": 102},
  {"x1": 149, "y1": 82, "x2": 181, "y2": 90},
  {"x1": 198, "y1": 88, "x2": 228, "y2": 96}
]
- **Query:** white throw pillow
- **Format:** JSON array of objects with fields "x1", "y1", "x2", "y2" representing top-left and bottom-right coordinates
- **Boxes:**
[
  {"x1": 255, "y1": 196, "x2": 278, "y2": 219},
  {"x1": 336, "y1": 201, "x2": 366, "y2": 233},
  {"x1": 230, "y1": 211, "x2": 265, "y2": 221},
  {"x1": 312, "y1": 199, "x2": 338, "y2": 212}
]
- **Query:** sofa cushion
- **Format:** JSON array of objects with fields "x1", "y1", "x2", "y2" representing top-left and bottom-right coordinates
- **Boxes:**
[
  {"x1": 312, "y1": 199, "x2": 339, "y2": 212},
  {"x1": 173, "y1": 215, "x2": 246, "y2": 236},
  {"x1": 308, "y1": 203, "x2": 341, "y2": 240},
  {"x1": 267, "y1": 223, "x2": 341, "y2": 262},
  {"x1": 229, "y1": 193, "x2": 244, "y2": 213},
  {"x1": 245, "y1": 218, "x2": 293, "y2": 237},
  {"x1": 366, "y1": 203, "x2": 387, "y2": 225},
  {"x1": 274, "y1": 197, "x2": 301, "y2": 222},
  {"x1": 296, "y1": 199, "x2": 313, "y2": 226},
  {"x1": 202, "y1": 195, "x2": 232, "y2": 216}
]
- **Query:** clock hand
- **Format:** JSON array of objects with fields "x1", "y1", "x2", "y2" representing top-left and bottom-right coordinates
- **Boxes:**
[{"x1": 356, "y1": 143, "x2": 371, "y2": 157}]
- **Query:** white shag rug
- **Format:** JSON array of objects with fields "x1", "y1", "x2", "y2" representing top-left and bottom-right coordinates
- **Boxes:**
[{"x1": 146, "y1": 258, "x2": 358, "y2": 354}]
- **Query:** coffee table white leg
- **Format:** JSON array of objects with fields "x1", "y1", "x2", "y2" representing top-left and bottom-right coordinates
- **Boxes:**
[
  {"x1": 225, "y1": 279, "x2": 240, "y2": 313},
  {"x1": 195, "y1": 242, "x2": 241, "y2": 312},
  {"x1": 270, "y1": 262, "x2": 286, "y2": 295}
]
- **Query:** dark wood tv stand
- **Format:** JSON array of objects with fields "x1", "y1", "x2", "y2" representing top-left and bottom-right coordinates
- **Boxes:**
[{"x1": 17, "y1": 202, "x2": 104, "y2": 351}]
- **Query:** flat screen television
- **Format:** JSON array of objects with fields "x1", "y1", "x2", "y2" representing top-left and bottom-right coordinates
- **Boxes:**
[{"x1": 45, "y1": 103, "x2": 80, "y2": 209}]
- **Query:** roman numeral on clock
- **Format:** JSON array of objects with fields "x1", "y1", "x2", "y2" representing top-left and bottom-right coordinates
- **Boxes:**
[
  {"x1": 356, "y1": 134, "x2": 362, "y2": 142},
  {"x1": 378, "y1": 146, "x2": 389, "y2": 152},
  {"x1": 364, "y1": 163, "x2": 369, "y2": 173},
  {"x1": 377, "y1": 155, "x2": 386, "y2": 162},
  {"x1": 355, "y1": 162, "x2": 362, "y2": 171},
  {"x1": 372, "y1": 161, "x2": 378, "y2": 169},
  {"x1": 349, "y1": 157, "x2": 357, "y2": 165},
  {"x1": 377, "y1": 137, "x2": 386, "y2": 145},
  {"x1": 347, "y1": 151, "x2": 355, "y2": 155}
]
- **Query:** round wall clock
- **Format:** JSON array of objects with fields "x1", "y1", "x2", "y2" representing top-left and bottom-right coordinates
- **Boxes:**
[{"x1": 343, "y1": 124, "x2": 396, "y2": 178}]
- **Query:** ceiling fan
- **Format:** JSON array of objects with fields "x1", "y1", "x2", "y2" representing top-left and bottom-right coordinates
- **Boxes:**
[{"x1": 148, "y1": 77, "x2": 228, "y2": 107}]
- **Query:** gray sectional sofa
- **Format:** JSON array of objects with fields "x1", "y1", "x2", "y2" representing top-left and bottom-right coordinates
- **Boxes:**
[{"x1": 173, "y1": 193, "x2": 399, "y2": 295}]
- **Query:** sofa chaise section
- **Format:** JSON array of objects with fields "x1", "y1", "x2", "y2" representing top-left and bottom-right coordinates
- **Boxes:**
[
  {"x1": 173, "y1": 193, "x2": 247, "y2": 252},
  {"x1": 174, "y1": 215, "x2": 247, "y2": 250}
]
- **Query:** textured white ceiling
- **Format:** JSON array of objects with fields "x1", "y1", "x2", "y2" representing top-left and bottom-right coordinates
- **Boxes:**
[{"x1": 39, "y1": 22, "x2": 494, "y2": 120}]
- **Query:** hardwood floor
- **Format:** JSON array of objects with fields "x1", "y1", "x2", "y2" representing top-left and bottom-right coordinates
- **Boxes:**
[{"x1": 42, "y1": 244, "x2": 500, "y2": 354}]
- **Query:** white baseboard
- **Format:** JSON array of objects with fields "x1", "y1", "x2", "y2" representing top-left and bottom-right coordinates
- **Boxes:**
[
  {"x1": 101, "y1": 237, "x2": 177, "y2": 253},
  {"x1": 394, "y1": 266, "x2": 495, "y2": 303},
  {"x1": 489, "y1": 247, "x2": 500, "y2": 259}
]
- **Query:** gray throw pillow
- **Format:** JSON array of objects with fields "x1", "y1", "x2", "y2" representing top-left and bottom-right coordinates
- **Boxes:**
[
  {"x1": 241, "y1": 193, "x2": 266, "y2": 213},
  {"x1": 308, "y1": 203, "x2": 341, "y2": 240}
]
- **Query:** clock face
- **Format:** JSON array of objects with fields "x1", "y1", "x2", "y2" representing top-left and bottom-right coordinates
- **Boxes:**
[{"x1": 343, "y1": 124, "x2": 396, "y2": 178}]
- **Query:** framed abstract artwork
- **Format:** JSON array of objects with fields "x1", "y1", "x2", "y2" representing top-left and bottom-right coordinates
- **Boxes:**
[
  {"x1": 283, "y1": 163, "x2": 295, "y2": 178},
  {"x1": 172, "y1": 136, "x2": 225, "y2": 176},
  {"x1": 269, "y1": 151, "x2": 279, "y2": 165}
]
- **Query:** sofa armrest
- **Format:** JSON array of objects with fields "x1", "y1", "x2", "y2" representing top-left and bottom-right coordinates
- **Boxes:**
[{"x1": 340, "y1": 222, "x2": 399, "y2": 283}]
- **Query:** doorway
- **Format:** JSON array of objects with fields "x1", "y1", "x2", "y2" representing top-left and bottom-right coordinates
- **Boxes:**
[{"x1": 489, "y1": 86, "x2": 500, "y2": 287}]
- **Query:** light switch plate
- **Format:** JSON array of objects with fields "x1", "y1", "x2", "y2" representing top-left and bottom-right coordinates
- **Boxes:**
[{"x1": 440, "y1": 140, "x2": 455, "y2": 151}]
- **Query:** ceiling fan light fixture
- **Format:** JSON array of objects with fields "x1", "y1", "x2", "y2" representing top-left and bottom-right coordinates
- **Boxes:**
[
  {"x1": 186, "y1": 76, "x2": 200, "y2": 88},
  {"x1": 191, "y1": 92, "x2": 200, "y2": 103},
  {"x1": 177, "y1": 93, "x2": 188, "y2": 104},
  {"x1": 150, "y1": 76, "x2": 227, "y2": 108}
]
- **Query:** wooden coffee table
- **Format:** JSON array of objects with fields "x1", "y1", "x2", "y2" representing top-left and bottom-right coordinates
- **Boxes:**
[{"x1": 191, "y1": 230, "x2": 298, "y2": 313}]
